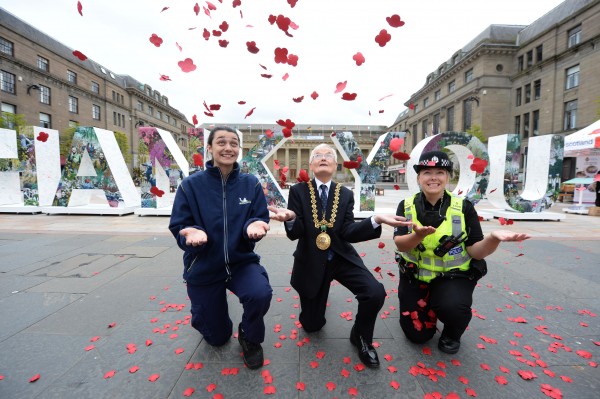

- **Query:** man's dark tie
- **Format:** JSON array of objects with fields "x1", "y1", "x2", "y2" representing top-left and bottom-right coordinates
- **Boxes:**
[
  {"x1": 320, "y1": 184, "x2": 328, "y2": 212},
  {"x1": 319, "y1": 184, "x2": 333, "y2": 261}
]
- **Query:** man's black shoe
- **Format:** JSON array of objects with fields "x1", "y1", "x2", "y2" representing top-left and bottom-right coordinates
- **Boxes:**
[
  {"x1": 238, "y1": 324, "x2": 264, "y2": 370},
  {"x1": 438, "y1": 335, "x2": 461, "y2": 354},
  {"x1": 349, "y1": 326, "x2": 380, "y2": 368}
]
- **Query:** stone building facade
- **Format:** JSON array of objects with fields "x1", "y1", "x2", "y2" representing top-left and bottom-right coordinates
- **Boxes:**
[
  {"x1": 0, "y1": 7, "x2": 193, "y2": 168},
  {"x1": 390, "y1": 0, "x2": 600, "y2": 178}
]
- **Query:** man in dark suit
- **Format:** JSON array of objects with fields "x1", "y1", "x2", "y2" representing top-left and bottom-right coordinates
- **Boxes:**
[{"x1": 269, "y1": 144, "x2": 410, "y2": 368}]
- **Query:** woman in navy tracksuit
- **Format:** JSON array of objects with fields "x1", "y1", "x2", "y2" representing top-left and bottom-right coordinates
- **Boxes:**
[{"x1": 169, "y1": 126, "x2": 272, "y2": 369}]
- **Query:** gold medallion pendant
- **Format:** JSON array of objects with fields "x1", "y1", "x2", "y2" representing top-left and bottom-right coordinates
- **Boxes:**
[
  {"x1": 307, "y1": 182, "x2": 341, "y2": 252},
  {"x1": 316, "y1": 231, "x2": 331, "y2": 250}
]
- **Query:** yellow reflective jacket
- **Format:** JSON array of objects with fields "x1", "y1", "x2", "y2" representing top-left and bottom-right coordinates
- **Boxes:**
[{"x1": 399, "y1": 192, "x2": 471, "y2": 282}]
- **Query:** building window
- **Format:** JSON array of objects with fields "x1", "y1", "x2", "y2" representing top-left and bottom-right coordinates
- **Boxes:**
[
  {"x1": 536, "y1": 45, "x2": 543, "y2": 63},
  {"x1": 516, "y1": 88, "x2": 522, "y2": 106},
  {"x1": 526, "y1": 50, "x2": 533, "y2": 68},
  {"x1": 0, "y1": 37, "x2": 14, "y2": 56},
  {"x1": 523, "y1": 113, "x2": 530, "y2": 138},
  {"x1": 517, "y1": 56, "x2": 524, "y2": 72},
  {"x1": 2, "y1": 103, "x2": 17, "y2": 128},
  {"x1": 113, "y1": 111, "x2": 117, "y2": 125},
  {"x1": 68, "y1": 96, "x2": 78, "y2": 113},
  {"x1": 534, "y1": 80, "x2": 541, "y2": 100},
  {"x1": 463, "y1": 100, "x2": 472, "y2": 131},
  {"x1": 0, "y1": 70, "x2": 16, "y2": 94},
  {"x1": 39, "y1": 112, "x2": 51, "y2": 128},
  {"x1": 68, "y1": 120, "x2": 78, "y2": 128},
  {"x1": 411, "y1": 123, "x2": 418, "y2": 148},
  {"x1": 565, "y1": 65, "x2": 579, "y2": 90},
  {"x1": 421, "y1": 120, "x2": 428, "y2": 138},
  {"x1": 423, "y1": 97, "x2": 429, "y2": 108},
  {"x1": 564, "y1": 100, "x2": 577, "y2": 130},
  {"x1": 165, "y1": 114, "x2": 170, "y2": 123},
  {"x1": 525, "y1": 83, "x2": 531, "y2": 103},
  {"x1": 137, "y1": 101, "x2": 143, "y2": 111},
  {"x1": 464, "y1": 68, "x2": 473, "y2": 83},
  {"x1": 413, "y1": 103, "x2": 419, "y2": 114},
  {"x1": 92, "y1": 104, "x2": 101, "y2": 120},
  {"x1": 67, "y1": 70, "x2": 77, "y2": 84},
  {"x1": 514, "y1": 115, "x2": 521, "y2": 134},
  {"x1": 434, "y1": 90, "x2": 441, "y2": 101},
  {"x1": 39, "y1": 85, "x2": 51, "y2": 104},
  {"x1": 433, "y1": 113, "x2": 440, "y2": 135},
  {"x1": 448, "y1": 80, "x2": 456, "y2": 93},
  {"x1": 37, "y1": 56, "x2": 49, "y2": 72},
  {"x1": 567, "y1": 25, "x2": 581, "y2": 48},
  {"x1": 91, "y1": 81, "x2": 100, "y2": 94},
  {"x1": 147, "y1": 105, "x2": 153, "y2": 116},
  {"x1": 532, "y1": 110, "x2": 539, "y2": 136},
  {"x1": 156, "y1": 110, "x2": 162, "y2": 120},
  {"x1": 446, "y1": 106, "x2": 454, "y2": 131}
]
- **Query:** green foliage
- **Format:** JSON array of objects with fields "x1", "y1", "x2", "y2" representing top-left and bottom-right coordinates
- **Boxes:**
[
  {"x1": 114, "y1": 130, "x2": 132, "y2": 165},
  {"x1": 0, "y1": 112, "x2": 27, "y2": 131},
  {"x1": 60, "y1": 125, "x2": 77, "y2": 159},
  {"x1": 466, "y1": 124, "x2": 487, "y2": 144}
]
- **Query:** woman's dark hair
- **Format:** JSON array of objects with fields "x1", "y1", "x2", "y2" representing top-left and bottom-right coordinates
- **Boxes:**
[{"x1": 207, "y1": 126, "x2": 239, "y2": 145}]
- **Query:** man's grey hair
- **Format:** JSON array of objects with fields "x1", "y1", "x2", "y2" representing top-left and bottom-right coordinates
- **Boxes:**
[{"x1": 310, "y1": 143, "x2": 338, "y2": 162}]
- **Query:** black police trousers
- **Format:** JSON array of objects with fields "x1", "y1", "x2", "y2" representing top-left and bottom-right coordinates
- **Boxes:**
[{"x1": 398, "y1": 273, "x2": 476, "y2": 343}]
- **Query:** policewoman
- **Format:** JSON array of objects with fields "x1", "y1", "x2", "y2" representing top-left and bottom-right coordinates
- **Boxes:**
[{"x1": 393, "y1": 151, "x2": 530, "y2": 354}]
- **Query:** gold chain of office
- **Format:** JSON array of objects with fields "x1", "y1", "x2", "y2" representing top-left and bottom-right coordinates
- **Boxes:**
[{"x1": 308, "y1": 182, "x2": 341, "y2": 251}]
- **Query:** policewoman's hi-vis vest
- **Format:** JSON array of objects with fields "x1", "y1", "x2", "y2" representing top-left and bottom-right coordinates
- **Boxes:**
[{"x1": 399, "y1": 192, "x2": 471, "y2": 282}]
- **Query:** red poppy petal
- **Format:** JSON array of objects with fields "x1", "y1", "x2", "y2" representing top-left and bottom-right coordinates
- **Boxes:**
[
  {"x1": 71, "y1": 50, "x2": 87, "y2": 61},
  {"x1": 178, "y1": 58, "x2": 197, "y2": 73},
  {"x1": 386, "y1": 14, "x2": 405, "y2": 28},
  {"x1": 375, "y1": 29, "x2": 392, "y2": 47},
  {"x1": 352, "y1": 52, "x2": 365, "y2": 66},
  {"x1": 77, "y1": 1, "x2": 83, "y2": 16},
  {"x1": 244, "y1": 107, "x2": 256, "y2": 119},
  {"x1": 334, "y1": 81, "x2": 347, "y2": 93}
]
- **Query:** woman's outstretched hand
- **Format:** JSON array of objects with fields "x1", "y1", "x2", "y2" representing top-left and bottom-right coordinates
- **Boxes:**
[
  {"x1": 490, "y1": 230, "x2": 531, "y2": 242},
  {"x1": 180, "y1": 227, "x2": 208, "y2": 246}
]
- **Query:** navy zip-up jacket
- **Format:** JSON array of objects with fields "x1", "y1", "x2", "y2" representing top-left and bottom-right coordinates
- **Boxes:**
[{"x1": 168, "y1": 161, "x2": 269, "y2": 285}]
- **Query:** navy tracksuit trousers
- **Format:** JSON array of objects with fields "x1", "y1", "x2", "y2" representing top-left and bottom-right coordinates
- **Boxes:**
[{"x1": 186, "y1": 262, "x2": 272, "y2": 346}]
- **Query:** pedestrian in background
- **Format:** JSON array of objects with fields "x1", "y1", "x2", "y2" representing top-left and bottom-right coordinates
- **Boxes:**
[
  {"x1": 394, "y1": 151, "x2": 530, "y2": 354},
  {"x1": 169, "y1": 126, "x2": 272, "y2": 370},
  {"x1": 588, "y1": 171, "x2": 600, "y2": 206}
]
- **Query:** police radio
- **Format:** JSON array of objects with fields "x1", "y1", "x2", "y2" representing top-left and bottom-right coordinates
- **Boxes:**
[{"x1": 433, "y1": 232, "x2": 467, "y2": 257}]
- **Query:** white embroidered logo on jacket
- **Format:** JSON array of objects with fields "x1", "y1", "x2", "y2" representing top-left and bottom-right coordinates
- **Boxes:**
[{"x1": 239, "y1": 198, "x2": 251, "y2": 205}]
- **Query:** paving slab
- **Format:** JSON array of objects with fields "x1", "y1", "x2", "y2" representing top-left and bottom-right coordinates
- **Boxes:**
[{"x1": 0, "y1": 212, "x2": 599, "y2": 399}]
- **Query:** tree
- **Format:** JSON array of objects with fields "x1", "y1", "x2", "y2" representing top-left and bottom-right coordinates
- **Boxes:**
[
  {"x1": 113, "y1": 130, "x2": 132, "y2": 165},
  {"x1": 59, "y1": 125, "x2": 77, "y2": 159},
  {"x1": 0, "y1": 112, "x2": 26, "y2": 131},
  {"x1": 466, "y1": 124, "x2": 487, "y2": 144}
]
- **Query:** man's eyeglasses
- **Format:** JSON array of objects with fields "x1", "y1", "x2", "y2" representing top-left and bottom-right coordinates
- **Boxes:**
[{"x1": 312, "y1": 153, "x2": 335, "y2": 161}]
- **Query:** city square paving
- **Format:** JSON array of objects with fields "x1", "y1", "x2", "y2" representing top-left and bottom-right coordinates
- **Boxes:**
[{"x1": 0, "y1": 195, "x2": 599, "y2": 398}]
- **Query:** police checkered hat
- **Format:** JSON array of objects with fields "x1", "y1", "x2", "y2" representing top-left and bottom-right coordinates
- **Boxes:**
[{"x1": 413, "y1": 151, "x2": 453, "y2": 173}]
